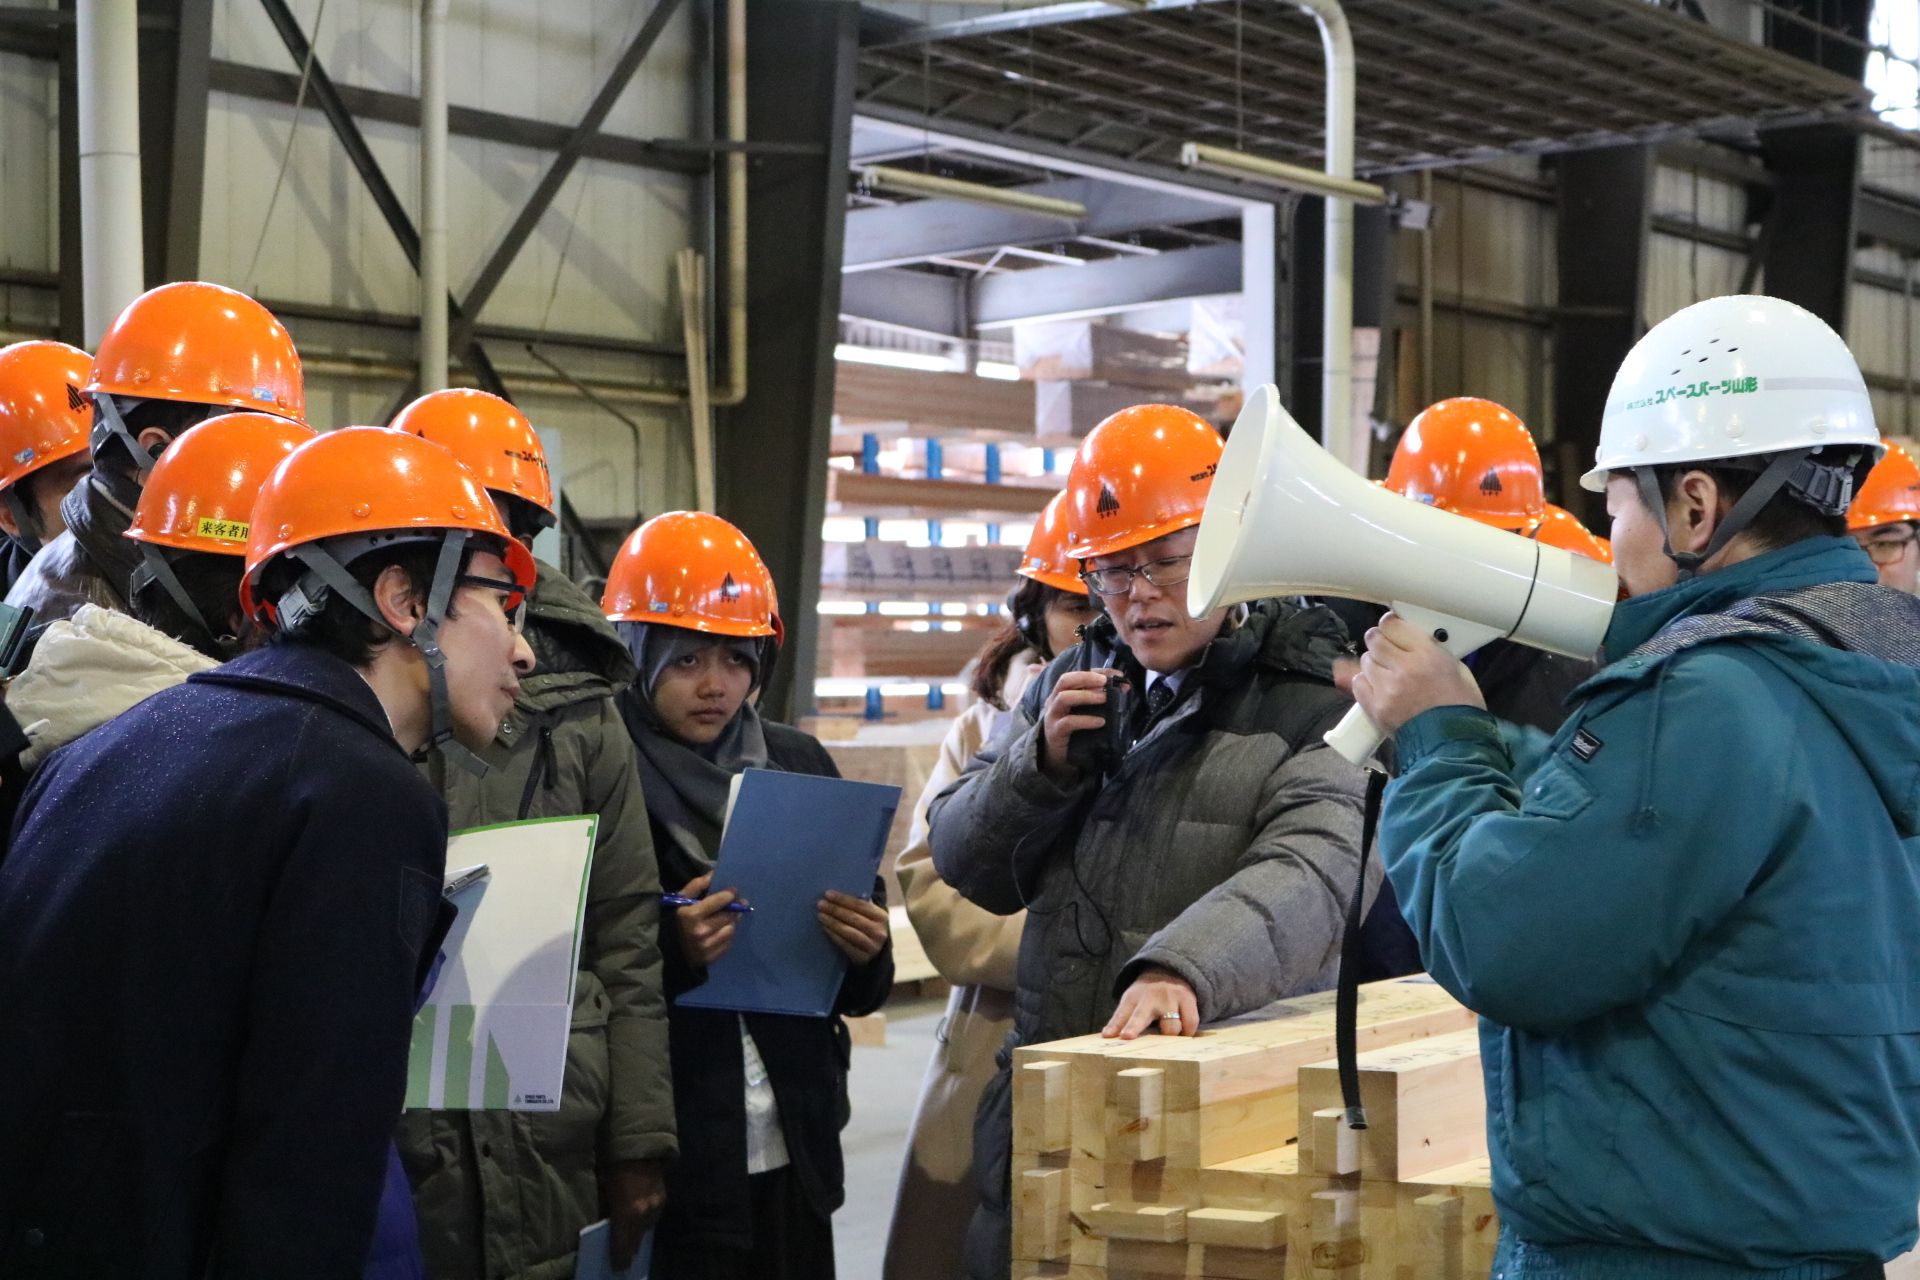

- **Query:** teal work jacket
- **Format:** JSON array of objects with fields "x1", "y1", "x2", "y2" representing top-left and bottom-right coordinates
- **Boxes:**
[{"x1": 1384, "y1": 536, "x2": 1920, "y2": 1278}]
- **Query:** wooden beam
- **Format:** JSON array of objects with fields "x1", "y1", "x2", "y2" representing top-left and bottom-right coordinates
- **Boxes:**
[
  {"x1": 834, "y1": 361, "x2": 1036, "y2": 435},
  {"x1": 827, "y1": 471, "x2": 1057, "y2": 516},
  {"x1": 1296, "y1": 1029, "x2": 1486, "y2": 1183}
]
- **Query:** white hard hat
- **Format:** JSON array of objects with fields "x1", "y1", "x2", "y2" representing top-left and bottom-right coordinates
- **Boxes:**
[{"x1": 1580, "y1": 294, "x2": 1881, "y2": 492}]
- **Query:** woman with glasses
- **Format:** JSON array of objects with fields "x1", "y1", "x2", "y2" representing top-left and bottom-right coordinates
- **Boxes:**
[{"x1": 1847, "y1": 439, "x2": 1920, "y2": 594}]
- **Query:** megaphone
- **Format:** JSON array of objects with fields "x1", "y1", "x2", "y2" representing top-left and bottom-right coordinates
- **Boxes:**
[{"x1": 1189, "y1": 384, "x2": 1617, "y2": 765}]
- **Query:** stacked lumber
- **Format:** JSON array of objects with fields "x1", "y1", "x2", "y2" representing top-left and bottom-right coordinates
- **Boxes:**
[{"x1": 1011, "y1": 977, "x2": 1498, "y2": 1279}]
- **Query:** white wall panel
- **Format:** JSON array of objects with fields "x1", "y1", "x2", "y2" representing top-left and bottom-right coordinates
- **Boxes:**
[
  {"x1": 0, "y1": 49, "x2": 59, "y2": 337},
  {"x1": 200, "y1": 0, "x2": 700, "y2": 519},
  {"x1": 1644, "y1": 234, "x2": 1748, "y2": 330}
]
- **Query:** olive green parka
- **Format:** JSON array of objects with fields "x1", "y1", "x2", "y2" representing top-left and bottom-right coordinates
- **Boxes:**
[{"x1": 398, "y1": 560, "x2": 676, "y2": 1280}]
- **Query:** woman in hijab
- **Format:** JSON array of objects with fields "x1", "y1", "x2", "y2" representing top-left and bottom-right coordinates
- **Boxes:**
[{"x1": 604, "y1": 511, "x2": 892, "y2": 1280}]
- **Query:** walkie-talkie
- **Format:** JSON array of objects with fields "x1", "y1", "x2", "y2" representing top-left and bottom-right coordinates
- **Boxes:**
[
  {"x1": 1064, "y1": 618, "x2": 1127, "y2": 779},
  {"x1": 0, "y1": 603, "x2": 34, "y2": 678}
]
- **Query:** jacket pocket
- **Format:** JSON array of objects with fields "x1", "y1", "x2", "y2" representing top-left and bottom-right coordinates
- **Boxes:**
[
  {"x1": 1519, "y1": 755, "x2": 1596, "y2": 821},
  {"x1": 1490, "y1": 1026, "x2": 1549, "y2": 1187},
  {"x1": 528, "y1": 970, "x2": 610, "y2": 1163}
]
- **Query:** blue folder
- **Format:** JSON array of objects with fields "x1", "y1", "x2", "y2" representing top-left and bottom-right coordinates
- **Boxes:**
[{"x1": 675, "y1": 767, "x2": 900, "y2": 1017}]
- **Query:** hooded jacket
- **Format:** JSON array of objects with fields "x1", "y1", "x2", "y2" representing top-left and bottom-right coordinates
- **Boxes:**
[
  {"x1": 0, "y1": 641, "x2": 452, "y2": 1278},
  {"x1": 397, "y1": 560, "x2": 675, "y2": 1280},
  {"x1": 6, "y1": 604, "x2": 217, "y2": 768},
  {"x1": 1383, "y1": 536, "x2": 1920, "y2": 1276},
  {"x1": 926, "y1": 598, "x2": 1371, "y2": 1048},
  {"x1": 4, "y1": 470, "x2": 140, "y2": 629}
]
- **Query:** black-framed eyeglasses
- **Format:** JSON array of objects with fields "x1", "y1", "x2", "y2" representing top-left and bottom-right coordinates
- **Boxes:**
[
  {"x1": 459, "y1": 574, "x2": 529, "y2": 632},
  {"x1": 1079, "y1": 555, "x2": 1194, "y2": 597},
  {"x1": 1860, "y1": 525, "x2": 1918, "y2": 567}
]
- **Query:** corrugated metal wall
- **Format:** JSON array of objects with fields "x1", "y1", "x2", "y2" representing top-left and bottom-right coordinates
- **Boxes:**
[{"x1": 0, "y1": 48, "x2": 58, "y2": 337}]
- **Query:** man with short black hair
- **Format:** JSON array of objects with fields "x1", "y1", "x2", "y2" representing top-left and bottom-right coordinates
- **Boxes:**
[
  {"x1": 1349, "y1": 295, "x2": 1920, "y2": 1278},
  {"x1": 0, "y1": 428, "x2": 535, "y2": 1276}
]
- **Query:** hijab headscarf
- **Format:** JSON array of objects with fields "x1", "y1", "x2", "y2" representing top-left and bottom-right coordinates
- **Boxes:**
[{"x1": 615, "y1": 621, "x2": 770, "y2": 879}]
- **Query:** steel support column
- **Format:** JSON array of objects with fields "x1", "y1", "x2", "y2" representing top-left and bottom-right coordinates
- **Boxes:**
[
  {"x1": 1553, "y1": 144, "x2": 1651, "y2": 528},
  {"x1": 714, "y1": 0, "x2": 856, "y2": 723},
  {"x1": 1353, "y1": 201, "x2": 1396, "y2": 476},
  {"x1": 137, "y1": 0, "x2": 213, "y2": 284},
  {"x1": 1287, "y1": 195, "x2": 1324, "y2": 442},
  {"x1": 57, "y1": 0, "x2": 84, "y2": 345},
  {"x1": 1758, "y1": 124, "x2": 1860, "y2": 332},
  {"x1": 1756, "y1": 0, "x2": 1867, "y2": 334}
]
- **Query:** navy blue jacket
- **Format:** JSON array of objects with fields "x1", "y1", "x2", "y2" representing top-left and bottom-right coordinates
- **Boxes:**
[{"x1": 0, "y1": 641, "x2": 452, "y2": 1278}]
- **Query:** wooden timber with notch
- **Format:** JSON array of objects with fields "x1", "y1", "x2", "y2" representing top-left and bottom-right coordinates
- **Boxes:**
[{"x1": 1009, "y1": 977, "x2": 1481, "y2": 1276}]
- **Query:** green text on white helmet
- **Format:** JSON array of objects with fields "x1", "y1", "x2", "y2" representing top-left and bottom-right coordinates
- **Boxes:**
[{"x1": 1579, "y1": 294, "x2": 1881, "y2": 492}]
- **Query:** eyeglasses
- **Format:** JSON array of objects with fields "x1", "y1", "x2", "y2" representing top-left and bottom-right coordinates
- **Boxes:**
[
  {"x1": 459, "y1": 573, "x2": 529, "y2": 633},
  {"x1": 1860, "y1": 526, "x2": 1917, "y2": 567},
  {"x1": 1079, "y1": 555, "x2": 1193, "y2": 597}
]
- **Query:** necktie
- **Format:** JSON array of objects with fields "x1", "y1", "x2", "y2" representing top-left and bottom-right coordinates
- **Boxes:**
[{"x1": 1146, "y1": 679, "x2": 1176, "y2": 718}]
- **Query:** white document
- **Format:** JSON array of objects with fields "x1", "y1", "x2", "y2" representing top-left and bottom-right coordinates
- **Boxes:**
[{"x1": 405, "y1": 815, "x2": 597, "y2": 1112}]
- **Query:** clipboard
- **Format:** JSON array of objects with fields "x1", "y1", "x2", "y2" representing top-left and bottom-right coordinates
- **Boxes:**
[
  {"x1": 675, "y1": 767, "x2": 900, "y2": 1017},
  {"x1": 405, "y1": 816, "x2": 596, "y2": 1111}
]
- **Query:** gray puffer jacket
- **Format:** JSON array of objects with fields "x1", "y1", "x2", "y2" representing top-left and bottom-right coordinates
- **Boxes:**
[{"x1": 927, "y1": 600, "x2": 1373, "y2": 1047}]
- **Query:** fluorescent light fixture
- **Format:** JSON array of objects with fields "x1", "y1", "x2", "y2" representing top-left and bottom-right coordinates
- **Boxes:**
[
  {"x1": 1179, "y1": 143, "x2": 1387, "y2": 206},
  {"x1": 815, "y1": 678, "x2": 870, "y2": 698},
  {"x1": 834, "y1": 343, "x2": 955, "y2": 372},
  {"x1": 816, "y1": 599, "x2": 869, "y2": 614},
  {"x1": 975, "y1": 361, "x2": 1021, "y2": 381},
  {"x1": 878, "y1": 601, "x2": 931, "y2": 616},
  {"x1": 860, "y1": 165, "x2": 1088, "y2": 220}
]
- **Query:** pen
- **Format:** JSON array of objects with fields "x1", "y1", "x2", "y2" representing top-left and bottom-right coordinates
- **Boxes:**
[
  {"x1": 443, "y1": 864, "x2": 490, "y2": 898},
  {"x1": 661, "y1": 892, "x2": 753, "y2": 913}
]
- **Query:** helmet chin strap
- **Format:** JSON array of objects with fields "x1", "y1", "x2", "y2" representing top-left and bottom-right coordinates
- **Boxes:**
[
  {"x1": 133, "y1": 544, "x2": 233, "y2": 656},
  {"x1": 282, "y1": 529, "x2": 490, "y2": 777},
  {"x1": 2, "y1": 489, "x2": 41, "y2": 554},
  {"x1": 1632, "y1": 447, "x2": 1816, "y2": 584},
  {"x1": 89, "y1": 392, "x2": 159, "y2": 479}
]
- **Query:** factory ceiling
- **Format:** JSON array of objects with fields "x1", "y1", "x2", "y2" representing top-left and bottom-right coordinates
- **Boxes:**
[{"x1": 857, "y1": 0, "x2": 1874, "y2": 177}]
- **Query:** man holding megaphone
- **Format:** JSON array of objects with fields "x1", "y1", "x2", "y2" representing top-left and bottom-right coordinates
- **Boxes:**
[
  {"x1": 927, "y1": 404, "x2": 1370, "y2": 1280},
  {"x1": 1348, "y1": 296, "x2": 1920, "y2": 1278}
]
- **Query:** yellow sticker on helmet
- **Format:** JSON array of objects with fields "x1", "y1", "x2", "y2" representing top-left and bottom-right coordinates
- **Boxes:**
[{"x1": 196, "y1": 516, "x2": 249, "y2": 542}]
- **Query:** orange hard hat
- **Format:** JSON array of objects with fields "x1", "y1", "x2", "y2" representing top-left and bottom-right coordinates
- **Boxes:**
[
  {"x1": 1387, "y1": 398, "x2": 1545, "y2": 530},
  {"x1": 1019, "y1": 491, "x2": 1085, "y2": 593},
  {"x1": 1530, "y1": 504, "x2": 1612, "y2": 564},
  {"x1": 1847, "y1": 440, "x2": 1920, "y2": 533},
  {"x1": 127, "y1": 413, "x2": 317, "y2": 557},
  {"x1": 240, "y1": 427, "x2": 534, "y2": 623},
  {"x1": 1063, "y1": 404, "x2": 1222, "y2": 560},
  {"x1": 0, "y1": 341, "x2": 92, "y2": 493},
  {"x1": 603, "y1": 510, "x2": 780, "y2": 640},
  {"x1": 87, "y1": 281, "x2": 304, "y2": 423},
  {"x1": 389, "y1": 388, "x2": 555, "y2": 519}
]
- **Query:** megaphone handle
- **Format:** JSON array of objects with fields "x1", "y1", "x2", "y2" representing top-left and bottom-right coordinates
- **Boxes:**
[
  {"x1": 1324, "y1": 605, "x2": 1507, "y2": 767},
  {"x1": 1324, "y1": 703, "x2": 1387, "y2": 767}
]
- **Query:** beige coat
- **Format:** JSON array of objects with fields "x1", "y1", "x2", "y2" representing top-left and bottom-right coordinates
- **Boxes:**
[
  {"x1": 883, "y1": 659, "x2": 1033, "y2": 1280},
  {"x1": 8, "y1": 604, "x2": 217, "y2": 768}
]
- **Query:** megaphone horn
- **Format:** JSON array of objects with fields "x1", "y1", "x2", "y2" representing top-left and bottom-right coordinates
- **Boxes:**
[{"x1": 1188, "y1": 385, "x2": 1617, "y2": 766}]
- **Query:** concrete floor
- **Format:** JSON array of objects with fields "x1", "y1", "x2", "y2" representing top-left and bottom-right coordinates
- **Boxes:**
[{"x1": 835, "y1": 999, "x2": 947, "y2": 1280}]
